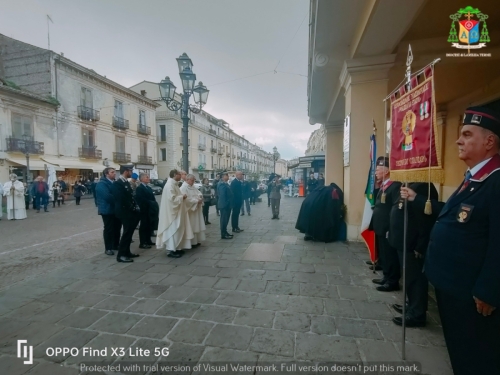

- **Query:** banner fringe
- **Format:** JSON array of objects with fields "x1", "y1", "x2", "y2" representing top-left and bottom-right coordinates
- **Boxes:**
[{"x1": 391, "y1": 169, "x2": 444, "y2": 184}]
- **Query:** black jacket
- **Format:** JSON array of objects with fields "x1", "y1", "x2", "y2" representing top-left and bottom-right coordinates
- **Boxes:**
[
  {"x1": 135, "y1": 183, "x2": 156, "y2": 215},
  {"x1": 388, "y1": 182, "x2": 440, "y2": 254},
  {"x1": 112, "y1": 177, "x2": 139, "y2": 220},
  {"x1": 242, "y1": 181, "x2": 251, "y2": 199},
  {"x1": 230, "y1": 178, "x2": 243, "y2": 203},
  {"x1": 370, "y1": 181, "x2": 402, "y2": 236},
  {"x1": 212, "y1": 179, "x2": 220, "y2": 197},
  {"x1": 217, "y1": 181, "x2": 232, "y2": 210}
]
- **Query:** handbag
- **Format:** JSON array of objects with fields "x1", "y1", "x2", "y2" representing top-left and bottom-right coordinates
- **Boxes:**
[{"x1": 210, "y1": 196, "x2": 218, "y2": 206}]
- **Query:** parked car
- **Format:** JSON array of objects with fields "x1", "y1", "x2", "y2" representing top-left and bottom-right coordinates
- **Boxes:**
[
  {"x1": 148, "y1": 183, "x2": 162, "y2": 195},
  {"x1": 194, "y1": 180, "x2": 202, "y2": 190},
  {"x1": 151, "y1": 179, "x2": 166, "y2": 188}
]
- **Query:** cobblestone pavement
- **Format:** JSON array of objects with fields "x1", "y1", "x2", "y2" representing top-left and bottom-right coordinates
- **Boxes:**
[{"x1": 0, "y1": 196, "x2": 452, "y2": 375}]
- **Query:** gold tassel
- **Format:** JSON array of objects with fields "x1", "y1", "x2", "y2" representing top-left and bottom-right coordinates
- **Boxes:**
[
  {"x1": 424, "y1": 199, "x2": 432, "y2": 215},
  {"x1": 381, "y1": 192, "x2": 386, "y2": 204}
]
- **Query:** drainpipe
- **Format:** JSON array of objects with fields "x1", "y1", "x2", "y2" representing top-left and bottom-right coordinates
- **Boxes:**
[{"x1": 54, "y1": 52, "x2": 60, "y2": 157}]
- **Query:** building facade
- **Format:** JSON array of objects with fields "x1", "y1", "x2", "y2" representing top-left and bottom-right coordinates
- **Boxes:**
[
  {"x1": 307, "y1": 0, "x2": 500, "y2": 240},
  {"x1": 0, "y1": 34, "x2": 159, "y2": 187},
  {"x1": 130, "y1": 81, "x2": 274, "y2": 180}
]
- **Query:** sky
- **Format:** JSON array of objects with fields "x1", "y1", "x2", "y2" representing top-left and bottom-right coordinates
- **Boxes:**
[{"x1": 0, "y1": 0, "x2": 319, "y2": 160}]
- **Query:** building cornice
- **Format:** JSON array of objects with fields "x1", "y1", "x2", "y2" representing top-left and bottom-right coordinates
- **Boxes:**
[{"x1": 339, "y1": 54, "x2": 396, "y2": 91}]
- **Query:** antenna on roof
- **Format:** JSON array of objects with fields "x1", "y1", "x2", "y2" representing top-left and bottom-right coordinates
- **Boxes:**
[{"x1": 47, "y1": 15, "x2": 53, "y2": 50}]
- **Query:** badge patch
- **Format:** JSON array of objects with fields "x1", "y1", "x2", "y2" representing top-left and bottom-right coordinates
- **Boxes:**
[
  {"x1": 471, "y1": 114, "x2": 482, "y2": 124},
  {"x1": 457, "y1": 203, "x2": 474, "y2": 223}
]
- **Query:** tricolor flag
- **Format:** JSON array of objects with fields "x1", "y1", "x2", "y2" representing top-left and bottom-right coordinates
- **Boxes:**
[{"x1": 360, "y1": 133, "x2": 377, "y2": 263}]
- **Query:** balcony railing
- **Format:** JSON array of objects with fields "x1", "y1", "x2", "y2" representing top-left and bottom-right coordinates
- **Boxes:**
[
  {"x1": 113, "y1": 152, "x2": 131, "y2": 163},
  {"x1": 138, "y1": 124, "x2": 151, "y2": 135},
  {"x1": 232, "y1": 154, "x2": 236, "y2": 159},
  {"x1": 79, "y1": 146, "x2": 102, "y2": 159},
  {"x1": 198, "y1": 143, "x2": 206, "y2": 151},
  {"x1": 210, "y1": 147, "x2": 217, "y2": 153},
  {"x1": 179, "y1": 137, "x2": 191, "y2": 146},
  {"x1": 226, "y1": 152, "x2": 231, "y2": 157},
  {"x1": 217, "y1": 149, "x2": 224, "y2": 155},
  {"x1": 137, "y1": 155, "x2": 153, "y2": 164},
  {"x1": 113, "y1": 116, "x2": 129, "y2": 130},
  {"x1": 77, "y1": 106, "x2": 100, "y2": 122},
  {"x1": 209, "y1": 129, "x2": 216, "y2": 135},
  {"x1": 6, "y1": 137, "x2": 45, "y2": 154}
]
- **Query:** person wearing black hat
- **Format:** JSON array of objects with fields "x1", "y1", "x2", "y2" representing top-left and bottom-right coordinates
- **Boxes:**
[
  {"x1": 370, "y1": 156, "x2": 402, "y2": 292},
  {"x1": 112, "y1": 164, "x2": 141, "y2": 262},
  {"x1": 401, "y1": 106, "x2": 500, "y2": 374},
  {"x1": 217, "y1": 172, "x2": 233, "y2": 239}
]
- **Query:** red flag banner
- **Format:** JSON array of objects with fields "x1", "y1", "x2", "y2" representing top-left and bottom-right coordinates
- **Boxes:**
[{"x1": 389, "y1": 74, "x2": 444, "y2": 183}]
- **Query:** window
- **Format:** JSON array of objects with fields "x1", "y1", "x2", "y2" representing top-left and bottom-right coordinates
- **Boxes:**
[
  {"x1": 159, "y1": 125, "x2": 166, "y2": 142},
  {"x1": 139, "y1": 110, "x2": 146, "y2": 126},
  {"x1": 11, "y1": 114, "x2": 33, "y2": 138},
  {"x1": 211, "y1": 139, "x2": 214, "y2": 147},
  {"x1": 82, "y1": 128, "x2": 95, "y2": 147},
  {"x1": 140, "y1": 141, "x2": 147, "y2": 156},
  {"x1": 114, "y1": 100, "x2": 124, "y2": 119},
  {"x1": 115, "y1": 136, "x2": 125, "y2": 153},
  {"x1": 81, "y1": 87, "x2": 92, "y2": 109},
  {"x1": 160, "y1": 148, "x2": 166, "y2": 161},
  {"x1": 211, "y1": 156, "x2": 214, "y2": 168}
]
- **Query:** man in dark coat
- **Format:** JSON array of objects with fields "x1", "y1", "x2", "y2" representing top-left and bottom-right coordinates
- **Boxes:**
[
  {"x1": 402, "y1": 106, "x2": 500, "y2": 374},
  {"x1": 230, "y1": 171, "x2": 244, "y2": 233},
  {"x1": 112, "y1": 164, "x2": 141, "y2": 263},
  {"x1": 95, "y1": 167, "x2": 121, "y2": 256},
  {"x1": 249, "y1": 179, "x2": 258, "y2": 205},
  {"x1": 57, "y1": 177, "x2": 67, "y2": 205},
  {"x1": 370, "y1": 156, "x2": 402, "y2": 292},
  {"x1": 31, "y1": 176, "x2": 50, "y2": 212},
  {"x1": 217, "y1": 172, "x2": 233, "y2": 239},
  {"x1": 295, "y1": 183, "x2": 344, "y2": 242},
  {"x1": 389, "y1": 182, "x2": 440, "y2": 327},
  {"x1": 240, "y1": 177, "x2": 251, "y2": 216},
  {"x1": 307, "y1": 173, "x2": 317, "y2": 195},
  {"x1": 212, "y1": 174, "x2": 220, "y2": 216},
  {"x1": 135, "y1": 173, "x2": 157, "y2": 249}
]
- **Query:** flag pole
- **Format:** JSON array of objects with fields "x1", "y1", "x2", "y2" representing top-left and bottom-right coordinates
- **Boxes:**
[
  {"x1": 47, "y1": 15, "x2": 53, "y2": 51},
  {"x1": 371, "y1": 119, "x2": 377, "y2": 273}
]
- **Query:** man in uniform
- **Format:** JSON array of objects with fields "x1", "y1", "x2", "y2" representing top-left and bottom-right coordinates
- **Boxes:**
[
  {"x1": 212, "y1": 173, "x2": 221, "y2": 216},
  {"x1": 402, "y1": 106, "x2": 500, "y2": 374},
  {"x1": 370, "y1": 156, "x2": 401, "y2": 292},
  {"x1": 389, "y1": 182, "x2": 440, "y2": 327},
  {"x1": 217, "y1": 172, "x2": 233, "y2": 239},
  {"x1": 113, "y1": 164, "x2": 141, "y2": 263},
  {"x1": 230, "y1": 171, "x2": 244, "y2": 233}
]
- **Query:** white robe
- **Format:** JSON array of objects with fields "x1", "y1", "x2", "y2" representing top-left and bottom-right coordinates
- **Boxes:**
[
  {"x1": 180, "y1": 183, "x2": 206, "y2": 245},
  {"x1": 156, "y1": 178, "x2": 193, "y2": 251},
  {"x1": 2, "y1": 180, "x2": 27, "y2": 220}
]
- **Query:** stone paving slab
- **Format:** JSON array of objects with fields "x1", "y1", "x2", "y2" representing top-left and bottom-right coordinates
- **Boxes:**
[{"x1": 0, "y1": 196, "x2": 451, "y2": 374}]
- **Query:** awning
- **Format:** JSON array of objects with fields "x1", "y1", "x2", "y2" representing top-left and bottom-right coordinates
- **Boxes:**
[
  {"x1": 7, "y1": 157, "x2": 64, "y2": 171},
  {"x1": 298, "y1": 162, "x2": 312, "y2": 168},
  {"x1": 41, "y1": 157, "x2": 107, "y2": 173}
]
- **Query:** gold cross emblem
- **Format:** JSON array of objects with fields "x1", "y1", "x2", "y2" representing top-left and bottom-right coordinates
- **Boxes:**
[{"x1": 458, "y1": 211, "x2": 468, "y2": 223}]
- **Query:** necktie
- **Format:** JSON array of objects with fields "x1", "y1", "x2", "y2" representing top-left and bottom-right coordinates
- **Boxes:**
[{"x1": 458, "y1": 170, "x2": 472, "y2": 194}]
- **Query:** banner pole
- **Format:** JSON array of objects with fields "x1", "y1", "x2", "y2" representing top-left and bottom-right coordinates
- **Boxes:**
[{"x1": 371, "y1": 120, "x2": 377, "y2": 273}]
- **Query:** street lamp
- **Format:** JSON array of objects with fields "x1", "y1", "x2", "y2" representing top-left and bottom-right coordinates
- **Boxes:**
[
  {"x1": 159, "y1": 53, "x2": 209, "y2": 173},
  {"x1": 273, "y1": 146, "x2": 280, "y2": 174},
  {"x1": 21, "y1": 133, "x2": 33, "y2": 184}
]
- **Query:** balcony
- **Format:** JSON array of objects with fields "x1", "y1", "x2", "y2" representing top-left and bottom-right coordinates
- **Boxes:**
[
  {"x1": 113, "y1": 152, "x2": 131, "y2": 163},
  {"x1": 210, "y1": 147, "x2": 217, "y2": 153},
  {"x1": 137, "y1": 155, "x2": 153, "y2": 164},
  {"x1": 217, "y1": 149, "x2": 224, "y2": 155},
  {"x1": 232, "y1": 154, "x2": 236, "y2": 159},
  {"x1": 198, "y1": 143, "x2": 206, "y2": 151},
  {"x1": 113, "y1": 116, "x2": 129, "y2": 130},
  {"x1": 138, "y1": 124, "x2": 151, "y2": 135},
  {"x1": 209, "y1": 129, "x2": 216, "y2": 135},
  {"x1": 6, "y1": 137, "x2": 45, "y2": 154},
  {"x1": 79, "y1": 146, "x2": 102, "y2": 159},
  {"x1": 77, "y1": 106, "x2": 100, "y2": 122},
  {"x1": 226, "y1": 152, "x2": 231, "y2": 157},
  {"x1": 179, "y1": 137, "x2": 191, "y2": 146}
]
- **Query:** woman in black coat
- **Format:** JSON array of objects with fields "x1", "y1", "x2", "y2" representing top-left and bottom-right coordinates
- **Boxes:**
[{"x1": 73, "y1": 181, "x2": 86, "y2": 205}]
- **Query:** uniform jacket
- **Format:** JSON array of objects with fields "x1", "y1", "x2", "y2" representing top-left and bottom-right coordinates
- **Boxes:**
[
  {"x1": 269, "y1": 182, "x2": 282, "y2": 199},
  {"x1": 95, "y1": 177, "x2": 115, "y2": 215},
  {"x1": 388, "y1": 182, "x2": 440, "y2": 254},
  {"x1": 217, "y1": 181, "x2": 233, "y2": 210},
  {"x1": 112, "y1": 177, "x2": 139, "y2": 219},
  {"x1": 242, "y1": 181, "x2": 251, "y2": 199},
  {"x1": 421, "y1": 154, "x2": 500, "y2": 307},
  {"x1": 370, "y1": 180, "x2": 402, "y2": 236},
  {"x1": 230, "y1": 178, "x2": 243, "y2": 203}
]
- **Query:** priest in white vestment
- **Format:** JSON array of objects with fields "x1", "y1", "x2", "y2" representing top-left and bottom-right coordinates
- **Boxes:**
[
  {"x1": 180, "y1": 174, "x2": 206, "y2": 246},
  {"x1": 156, "y1": 169, "x2": 193, "y2": 258},
  {"x1": 3, "y1": 174, "x2": 27, "y2": 220}
]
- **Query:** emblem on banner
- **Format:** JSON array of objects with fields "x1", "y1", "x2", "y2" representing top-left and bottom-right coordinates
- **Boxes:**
[
  {"x1": 402, "y1": 110, "x2": 416, "y2": 151},
  {"x1": 448, "y1": 6, "x2": 490, "y2": 51}
]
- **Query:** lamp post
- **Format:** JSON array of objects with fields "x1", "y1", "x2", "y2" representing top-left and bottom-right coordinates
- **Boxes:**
[
  {"x1": 21, "y1": 134, "x2": 33, "y2": 184},
  {"x1": 159, "y1": 53, "x2": 209, "y2": 173},
  {"x1": 273, "y1": 146, "x2": 280, "y2": 175}
]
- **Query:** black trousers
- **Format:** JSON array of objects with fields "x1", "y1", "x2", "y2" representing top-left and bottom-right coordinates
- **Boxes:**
[
  {"x1": 101, "y1": 214, "x2": 122, "y2": 251},
  {"x1": 117, "y1": 215, "x2": 140, "y2": 259},
  {"x1": 139, "y1": 213, "x2": 152, "y2": 245},
  {"x1": 215, "y1": 196, "x2": 219, "y2": 214},
  {"x1": 203, "y1": 202, "x2": 210, "y2": 223},
  {"x1": 250, "y1": 192, "x2": 256, "y2": 204},
  {"x1": 271, "y1": 198, "x2": 281, "y2": 218},
  {"x1": 377, "y1": 235, "x2": 400, "y2": 285},
  {"x1": 435, "y1": 288, "x2": 500, "y2": 375},
  {"x1": 231, "y1": 200, "x2": 242, "y2": 230},
  {"x1": 397, "y1": 249, "x2": 427, "y2": 320},
  {"x1": 75, "y1": 196, "x2": 81, "y2": 205},
  {"x1": 267, "y1": 192, "x2": 271, "y2": 206},
  {"x1": 220, "y1": 207, "x2": 231, "y2": 236}
]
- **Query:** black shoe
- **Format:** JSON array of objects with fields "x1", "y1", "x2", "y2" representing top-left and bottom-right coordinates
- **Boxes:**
[
  {"x1": 248, "y1": 213, "x2": 251, "y2": 216},
  {"x1": 139, "y1": 244, "x2": 151, "y2": 249},
  {"x1": 369, "y1": 265, "x2": 383, "y2": 271},
  {"x1": 105, "y1": 250, "x2": 114, "y2": 256},
  {"x1": 146, "y1": 242, "x2": 155, "y2": 246},
  {"x1": 44, "y1": 209, "x2": 49, "y2": 212},
  {"x1": 272, "y1": 216, "x2": 276, "y2": 219},
  {"x1": 224, "y1": 233, "x2": 234, "y2": 238},
  {"x1": 372, "y1": 278, "x2": 387, "y2": 285},
  {"x1": 129, "y1": 253, "x2": 140, "y2": 258},
  {"x1": 241, "y1": 213, "x2": 245, "y2": 216},
  {"x1": 167, "y1": 251, "x2": 182, "y2": 258},
  {"x1": 365, "y1": 260, "x2": 377, "y2": 265},
  {"x1": 192, "y1": 243, "x2": 201, "y2": 248},
  {"x1": 392, "y1": 316, "x2": 426, "y2": 327},
  {"x1": 36, "y1": 210, "x2": 40, "y2": 213},
  {"x1": 221, "y1": 235, "x2": 233, "y2": 239},
  {"x1": 206, "y1": 221, "x2": 211, "y2": 225},
  {"x1": 391, "y1": 304, "x2": 409, "y2": 315},
  {"x1": 376, "y1": 283, "x2": 400, "y2": 292},
  {"x1": 304, "y1": 235, "x2": 313, "y2": 241},
  {"x1": 131, "y1": 240, "x2": 135, "y2": 243},
  {"x1": 118, "y1": 256, "x2": 133, "y2": 263},
  {"x1": 232, "y1": 229, "x2": 242, "y2": 233},
  {"x1": 236, "y1": 228, "x2": 244, "y2": 232}
]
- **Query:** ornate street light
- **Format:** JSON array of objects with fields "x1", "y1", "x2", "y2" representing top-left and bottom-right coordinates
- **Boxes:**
[
  {"x1": 21, "y1": 133, "x2": 33, "y2": 184},
  {"x1": 273, "y1": 146, "x2": 280, "y2": 174},
  {"x1": 159, "y1": 53, "x2": 209, "y2": 173}
]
